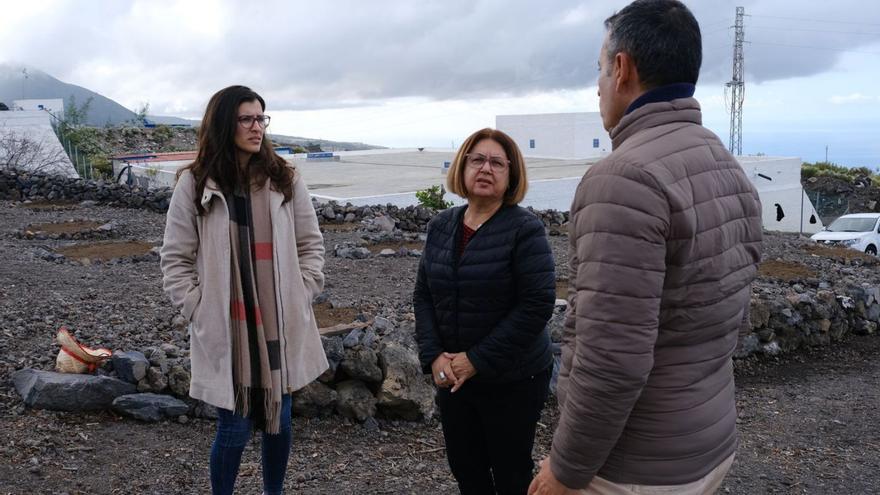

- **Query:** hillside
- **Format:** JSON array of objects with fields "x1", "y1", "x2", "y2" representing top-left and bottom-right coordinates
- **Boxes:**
[
  {"x1": 0, "y1": 64, "x2": 196, "y2": 127},
  {"x1": 270, "y1": 133, "x2": 385, "y2": 152},
  {"x1": 0, "y1": 64, "x2": 137, "y2": 126},
  {"x1": 60, "y1": 126, "x2": 385, "y2": 177},
  {"x1": 802, "y1": 162, "x2": 880, "y2": 222}
]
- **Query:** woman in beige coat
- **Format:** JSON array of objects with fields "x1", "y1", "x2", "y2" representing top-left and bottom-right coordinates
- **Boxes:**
[{"x1": 160, "y1": 85, "x2": 327, "y2": 495}]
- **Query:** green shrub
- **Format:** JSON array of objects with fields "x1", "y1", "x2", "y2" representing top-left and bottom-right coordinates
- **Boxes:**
[
  {"x1": 801, "y1": 161, "x2": 879, "y2": 183},
  {"x1": 415, "y1": 185, "x2": 453, "y2": 210},
  {"x1": 153, "y1": 125, "x2": 173, "y2": 144},
  {"x1": 90, "y1": 153, "x2": 112, "y2": 178}
]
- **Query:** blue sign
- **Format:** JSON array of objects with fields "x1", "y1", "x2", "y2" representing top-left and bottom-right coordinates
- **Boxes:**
[{"x1": 307, "y1": 152, "x2": 333, "y2": 159}]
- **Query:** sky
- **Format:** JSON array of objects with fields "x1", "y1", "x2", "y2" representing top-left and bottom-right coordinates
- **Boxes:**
[{"x1": 2, "y1": 0, "x2": 879, "y2": 166}]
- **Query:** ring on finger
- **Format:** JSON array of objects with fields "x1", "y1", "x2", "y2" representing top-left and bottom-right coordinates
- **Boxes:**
[{"x1": 438, "y1": 371, "x2": 447, "y2": 381}]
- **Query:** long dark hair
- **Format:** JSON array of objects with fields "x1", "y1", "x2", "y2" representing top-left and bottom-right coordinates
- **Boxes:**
[{"x1": 179, "y1": 85, "x2": 294, "y2": 213}]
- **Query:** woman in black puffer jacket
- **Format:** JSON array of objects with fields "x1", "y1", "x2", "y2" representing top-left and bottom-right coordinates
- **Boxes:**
[{"x1": 414, "y1": 128, "x2": 556, "y2": 495}]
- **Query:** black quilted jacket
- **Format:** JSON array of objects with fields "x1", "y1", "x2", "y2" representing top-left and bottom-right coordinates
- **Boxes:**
[{"x1": 413, "y1": 204, "x2": 556, "y2": 384}]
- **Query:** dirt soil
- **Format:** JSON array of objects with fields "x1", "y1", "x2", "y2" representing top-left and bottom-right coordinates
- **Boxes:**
[
  {"x1": 367, "y1": 241, "x2": 424, "y2": 254},
  {"x1": 1, "y1": 201, "x2": 879, "y2": 494},
  {"x1": 26, "y1": 220, "x2": 103, "y2": 235},
  {"x1": 555, "y1": 280, "x2": 568, "y2": 300},
  {"x1": 55, "y1": 241, "x2": 154, "y2": 261},
  {"x1": 311, "y1": 302, "x2": 362, "y2": 329},
  {"x1": 759, "y1": 260, "x2": 817, "y2": 282},
  {"x1": 20, "y1": 201, "x2": 80, "y2": 211},
  {"x1": 319, "y1": 222, "x2": 363, "y2": 233}
]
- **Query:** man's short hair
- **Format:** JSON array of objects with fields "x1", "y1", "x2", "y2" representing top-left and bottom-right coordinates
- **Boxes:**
[{"x1": 605, "y1": 0, "x2": 702, "y2": 88}]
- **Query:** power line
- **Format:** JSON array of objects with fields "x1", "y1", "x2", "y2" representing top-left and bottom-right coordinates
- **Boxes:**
[
  {"x1": 748, "y1": 25, "x2": 880, "y2": 36},
  {"x1": 703, "y1": 25, "x2": 733, "y2": 36},
  {"x1": 749, "y1": 40, "x2": 880, "y2": 55},
  {"x1": 750, "y1": 14, "x2": 880, "y2": 27},
  {"x1": 701, "y1": 18, "x2": 733, "y2": 30}
]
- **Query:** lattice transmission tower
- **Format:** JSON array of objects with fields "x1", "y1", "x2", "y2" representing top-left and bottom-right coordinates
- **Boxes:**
[{"x1": 726, "y1": 7, "x2": 745, "y2": 155}]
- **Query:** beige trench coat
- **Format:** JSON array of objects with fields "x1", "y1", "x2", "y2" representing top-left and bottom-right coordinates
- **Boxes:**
[{"x1": 160, "y1": 168, "x2": 328, "y2": 410}]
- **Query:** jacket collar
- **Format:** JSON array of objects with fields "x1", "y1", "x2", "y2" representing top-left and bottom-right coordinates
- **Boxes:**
[
  {"x1": 609, "y1": 97, "x2": 702, "y2": 150},
  {"x1": 200, "y1": 177, "x2": 223, "y2": 209},
  {"x1": 624, "y1": 83, "x2": 695, "y2": 116},
  {"x1": 200, "y1": 174, "x2": 294, "y2": 211}
]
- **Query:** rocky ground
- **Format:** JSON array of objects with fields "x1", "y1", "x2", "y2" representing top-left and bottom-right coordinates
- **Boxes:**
[{"x1": 1, "y1": 200, "x2": 879, "y2": 494}]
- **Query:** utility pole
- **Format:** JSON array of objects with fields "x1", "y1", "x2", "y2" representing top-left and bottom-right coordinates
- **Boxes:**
[
  {"x1": 21, "y1": 68, "x2": 29, "y2": 99},
  {"x1": 726, "y1": 7, "x2": 745, "y2": 156}
]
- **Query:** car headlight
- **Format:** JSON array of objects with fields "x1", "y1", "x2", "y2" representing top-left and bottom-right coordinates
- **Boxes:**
[{"x1": 840, "y1": 239, "x2": 859, "y2": 246}]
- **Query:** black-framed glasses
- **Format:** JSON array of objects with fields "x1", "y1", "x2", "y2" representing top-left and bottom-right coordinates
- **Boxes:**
[
  {"x1": 465, "y1": 152, "x2": 509, "y2": 172},
  {"x1": 238, "y1": 114, "x2": 271, "y2": 128}
]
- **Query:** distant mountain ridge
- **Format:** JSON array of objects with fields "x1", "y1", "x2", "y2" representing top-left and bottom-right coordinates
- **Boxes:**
[
  {"x1": 0, "y1": 64, "x2": 138, "y2": 126},
  {"x1": 0, "y1": 64, "x2": 194, "y2": 128},
  {"x1": 269, "y1": 133, "x2": 385, "y2": 152},
  {"x1": 0, "y1": 65, "x2": 384, "y2": 151}
]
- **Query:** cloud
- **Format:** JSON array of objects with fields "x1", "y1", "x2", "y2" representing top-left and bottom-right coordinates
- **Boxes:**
[
  {"x1": 0, "y1": 0, "x2": 878, "y2": 114},
  {"x1": 829, "y1": 93, "x2": 879, "y2": 104}
]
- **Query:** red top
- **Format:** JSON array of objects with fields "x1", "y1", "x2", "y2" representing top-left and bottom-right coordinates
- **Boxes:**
[{"x1": 458, "y1": 221, "x2": 476, "y2": 257}]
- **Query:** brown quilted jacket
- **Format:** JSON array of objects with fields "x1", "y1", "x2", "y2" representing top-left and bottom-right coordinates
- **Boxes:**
[{"x1": 550, "y1": 97, "x2": 763, "y2": 488}]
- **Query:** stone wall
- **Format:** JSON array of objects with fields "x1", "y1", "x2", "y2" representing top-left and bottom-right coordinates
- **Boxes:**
[
  {"x1": 739, "y1": 284, "x2": 880, "y2": 358},
  {"x1": 0, "y1": 169, "x2": 569, "y2": 231},
  {"x1": 0, "y1": 169, "x2": 171, "y2": 211}
]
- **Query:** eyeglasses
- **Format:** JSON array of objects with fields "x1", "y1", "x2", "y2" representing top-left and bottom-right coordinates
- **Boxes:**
[
  {"x1": 465, "y1": 153, "x2": 509, "y2": 172},
  {"x1": 237, "y1": 114, "x2": 271, "y2": 128}
]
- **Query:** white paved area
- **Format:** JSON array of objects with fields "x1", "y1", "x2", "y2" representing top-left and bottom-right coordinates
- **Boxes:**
[{"x1": 291, "y1": 149, "x2": 595, "y2": 211}]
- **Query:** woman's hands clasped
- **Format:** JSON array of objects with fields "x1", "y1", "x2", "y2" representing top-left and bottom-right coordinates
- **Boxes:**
[
  {"x1": 431, "y1": 354, "x2": 457, "y2": 388},
  {"x1": 432, "y1": 352, "x2": 477, "y2": 392}
]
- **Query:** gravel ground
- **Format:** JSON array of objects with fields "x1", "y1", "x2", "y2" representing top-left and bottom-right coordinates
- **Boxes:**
[{"x1": 1, "y1": 200, "x2": 879, "y2": 494}]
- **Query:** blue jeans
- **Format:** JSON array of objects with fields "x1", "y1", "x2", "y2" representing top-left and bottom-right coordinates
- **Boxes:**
[{"x1": 210, "y1": 394, "x2": 292, "y2": 495}]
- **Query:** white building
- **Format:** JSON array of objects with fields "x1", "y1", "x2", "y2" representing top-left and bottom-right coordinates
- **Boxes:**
[
  {"x1": 12, "y1": 98, "x2": 65, "y2": 120},
  {"x1": 739, "y1": 155, "x2": 823, "y2": 234},
  {"x1": 0, "y1": 102, "x2": 76, "y2": 177},
  {"x1": 496, "y1": 112, "x2": 610, "y2": 159}
]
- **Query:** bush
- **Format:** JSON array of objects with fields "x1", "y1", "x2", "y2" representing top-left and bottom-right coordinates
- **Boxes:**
[
  {"x1": 801, "y1": 161, "x2": 876, "y2": 183},
  {"x1": 90, "y1": 153, "x2": 112, "y2": 178},
  {"x1": 415, "y1": 185, "x2": 453, "y2": 210},
  {"x1": 153, "y1": 125, "x2": 173, "y2": 144}
]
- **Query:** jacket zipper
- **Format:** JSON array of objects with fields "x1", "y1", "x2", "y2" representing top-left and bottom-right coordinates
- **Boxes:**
[
  {"x1": 452, "y1": 211, "x2": 462, "y2": 350},
  {"x1": 453, "y1": 205, "x2": 506, "y2": 351}
]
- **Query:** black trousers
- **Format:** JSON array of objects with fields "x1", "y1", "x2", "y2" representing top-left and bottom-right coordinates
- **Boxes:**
[{"x1": 436, "y1": 367, "x2": 551, "y2": 495}]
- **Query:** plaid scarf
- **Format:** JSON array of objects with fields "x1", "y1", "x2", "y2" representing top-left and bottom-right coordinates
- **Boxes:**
[{"x1": 227, "y1": 182, "x2": 283, "y2": 433}]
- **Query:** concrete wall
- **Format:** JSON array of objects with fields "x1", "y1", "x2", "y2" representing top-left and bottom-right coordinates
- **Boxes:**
[
  {"x1": 739, "y1": 155, "x2": 822, "y2": 234},
  {"x1": 0, "y1": 110, "x2": 76, "y2": 177},
  {"x1": 496, "y1": 112, "x2": 611, "y2": 159}
]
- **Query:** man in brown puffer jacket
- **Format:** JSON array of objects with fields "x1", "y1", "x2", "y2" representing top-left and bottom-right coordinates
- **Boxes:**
[{"x1": 529, "y1": 1, "x2": 763, "y2": 494}]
